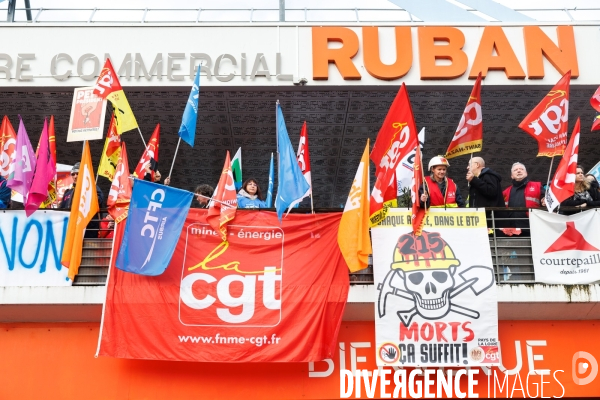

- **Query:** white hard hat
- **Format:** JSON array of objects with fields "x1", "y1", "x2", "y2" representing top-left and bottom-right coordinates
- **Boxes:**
[{"x1": 428, "y1": 156, "x2": 450, "y2": 171}]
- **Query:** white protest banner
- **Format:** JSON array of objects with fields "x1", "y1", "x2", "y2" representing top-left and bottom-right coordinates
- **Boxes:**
[
  {"x1": 372, "y1": 208, "x2": 499, "y2": 367},
  {"x1": 67, "y1": 87, "x2": 107, "y2": 142},
  {"x1": 0, "y1": 211, "x2": 72, "y2": 286},
  {"x1": 530, "y1": 209, "x2": 600, "y2": 284}
]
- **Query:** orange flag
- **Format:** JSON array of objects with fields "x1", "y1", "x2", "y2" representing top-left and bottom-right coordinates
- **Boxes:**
[
  {"x1": 0, "y1": 115, "x2": 17, "y2": 179},
  {"x1": 107, "y1": 141, "x2": 132, "y2": 223},
  {"x1": 446, "y1": 72, "x2": 483, "y2": 159},
  {"x1": 338, "y1": 139, "x2": 372, "y2": 272},
  {"x1": 411, "y1": 144, "x2": 426, "y2": 236},
  {"x1": 60, "y1": 142, "x2": 99, "y2": 280},
  {"x1": 519, "y1": 71, "x2": 570, "y2": 157},
  {"x1": 133, "y1": 123, "x2": 160, "y2": 181},
  {"x1": 207, "y1": 151, "x2": 238, "y2": 241},
  {"x1": 369, "y1": 83, "x2": 418, "y2": 226}
]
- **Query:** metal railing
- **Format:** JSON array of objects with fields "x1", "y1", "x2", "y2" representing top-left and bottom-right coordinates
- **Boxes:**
[
  {"x1": 69, "y1": 206, "x2": 593, "y2": 286},
  {"x1": 3, "y1": 6, "x2": 600, "y2": 24}
]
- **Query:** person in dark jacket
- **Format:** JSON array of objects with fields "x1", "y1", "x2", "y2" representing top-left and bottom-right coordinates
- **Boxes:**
[
  {"x1": 467, "y1": 157, "x2": 505, "y2": 230},
  {"x1": 0, "y1": 175, "x2": 10, "y2": 209},
  {"x1": 467, "y1": 157, "x2": 505, "y2": 208},
  {"x1": 501, "y1": 162, "x2": 545, "y2": 236},
  {"x1": 59, "y1": 163, "x2": 105, "y2": 238},
  {"x1": 560, "y1": 166, "x2": 600, "y2": 215}
]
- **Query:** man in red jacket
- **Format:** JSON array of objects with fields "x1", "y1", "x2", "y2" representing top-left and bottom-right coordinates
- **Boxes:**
[
  {"x1": 420, "y1": 156, "x2": 465, "y2": 208},
  {"x1": 502, "y1": 162, "x2": 545, "y2": 236}
]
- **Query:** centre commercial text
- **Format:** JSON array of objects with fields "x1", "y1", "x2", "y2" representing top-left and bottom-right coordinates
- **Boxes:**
[{"x1": 0, "y1": 26, "x2": 579, "y2": 82}]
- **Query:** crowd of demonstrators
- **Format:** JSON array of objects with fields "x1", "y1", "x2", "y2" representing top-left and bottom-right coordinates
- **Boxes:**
[
  {"x1": 502, "y1": 162, "x2": 545, "y2": 236},
  {"x1": 0, "y1": 175, "x2": 10, "y2": 209},
  {"x1": 237, "y1": 178, "x2": 266, "y2": 209},
  {"x1": 419, "y1": 156, "x2": 465, "y2": 208},
  {"x1": 58, "y1": 163, "x2": 105, "y2": 239},
  {"x1": 559, "y1": 166, "x2": 600, "y2": 215},
  {"x1": 193, "y1": 184, "x2": 214, "y2": 208}
]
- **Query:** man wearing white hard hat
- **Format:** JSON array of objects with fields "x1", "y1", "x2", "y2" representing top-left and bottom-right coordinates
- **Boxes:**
[{"x1": 419, "y1": 156, "x2": 465, "y2": 208}]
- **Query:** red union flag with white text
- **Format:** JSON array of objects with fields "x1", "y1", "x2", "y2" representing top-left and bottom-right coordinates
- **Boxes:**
[
  {"x1": 370, "y1": 83, "x2": 418, "y2": 226},
  {"x1": 207, "y1": 151, "x2": 238, "y2": 241},
  {"x1": 133, "y1": 123, "x2": 160, "y2": 181},
  {"x1": 107, "y1": 141, "x2": 132, "y2": 224},
  {"x1": 97, "y1": 211, "x2": 349, "y2": 362},
  {"x1": 446, "y1": 72, "x2": 483, "y2": 159},
  {"x1": 519, "y1": 71, "x2": 570, "y2": 157},
  {"x1": 545, "y1": 118, "x2": 580, "y2": 213},
  {"x1": 0, "y1": 116, "x2": 17, "y2": 179}
]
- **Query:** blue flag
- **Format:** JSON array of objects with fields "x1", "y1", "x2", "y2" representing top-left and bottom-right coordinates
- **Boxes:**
[
  {"x1": 588, "y1": 161, "x2": 600, "y2": 181},
  {"x1": 178, "y1": 67, "x2": 201, "y2": 147},
  {"x1": 266, "y1": 152, "x2": 274, "y2": 207},
  {"x1": 116, "y1": 179, "x2": 193, "y2": 276},
  {"x1": 275, "y1": 103, "x2": 310, "y2": 221}
]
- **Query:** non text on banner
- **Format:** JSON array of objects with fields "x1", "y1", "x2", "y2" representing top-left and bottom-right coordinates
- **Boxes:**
[
  {"x1": 372, "y1": 208, "x2": 499, "y2": 367},
  {"x1": 530, "y1": 209, "x2": 600, "y2": 284},
  {"x1": 100, "y1": 210, "x2": 349, "y2": 362},
  {"x1": 0, "y1": 210, "x2": 71, "y2": 286}
]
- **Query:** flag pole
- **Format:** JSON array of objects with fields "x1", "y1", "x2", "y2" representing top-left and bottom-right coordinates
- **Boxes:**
[
  {"x1": 136, "y1": 126, "x2": 147, "y2": 148},
  {"x1": 168, "y1": 137, "x2": 182, "y2": 180},
  {"x1": 310, "y1": 193, "x2": 314, "y2": 214},
  {"x1": 546, "y1": 156, "x2": 555, "y2": 189}
]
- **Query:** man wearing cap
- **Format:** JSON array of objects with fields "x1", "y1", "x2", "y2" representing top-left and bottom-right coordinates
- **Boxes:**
[
  {"x1": 59, "y1": 163, "x2": 105, "y2": 238},
  {"x1": 502, "y1": 162, "x2": 544, "y2": 236},
  {"x1": 419, "y1": 156, "x2": 465, "y2": 208}
]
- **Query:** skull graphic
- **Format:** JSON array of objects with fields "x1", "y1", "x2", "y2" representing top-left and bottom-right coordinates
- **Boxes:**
[{"x1": 400, "y1": 267, "x2": 456, "y2": 319}]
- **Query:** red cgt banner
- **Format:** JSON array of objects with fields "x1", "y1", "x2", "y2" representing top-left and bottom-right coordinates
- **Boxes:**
[{"x1": 98, "y1": 210, "x2": 349, "y2": 362}]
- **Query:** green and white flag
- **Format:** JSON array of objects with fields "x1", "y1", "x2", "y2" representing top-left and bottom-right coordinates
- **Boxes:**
[{"x1": 231, "y1": 147, "x2": 242, "y2": 190}]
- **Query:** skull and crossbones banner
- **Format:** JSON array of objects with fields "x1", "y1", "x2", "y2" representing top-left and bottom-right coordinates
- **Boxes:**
[{"x1": 372, "y1": 208, "x2": 499, "y2": 367}]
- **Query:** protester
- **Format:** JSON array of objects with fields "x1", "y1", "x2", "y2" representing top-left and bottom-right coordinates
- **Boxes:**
[
  {"x1": 59, "y1": 162, "x2": 105, "y2": 238},
  {"x1": 560, "y1": 166, "x2": 600, "y2": 214},
  {"x1": 98, "y1": 214, "x2": 115, "y2": 239},
  {"x1": 0, "y1": 175, "x2": 10, "y2": 209},
  {"x1": 237, "y1": 178, "x2": 266, "y2": 208},
  {"x1": 585, "y1": 174, "x2": 600, "y2": 193},
  {"x1": 466, "y1": 157, "x2": 505, "y2": 208},
  {"x1": 143, "y1": 163, "x2": 170, "y2": 185},
  {"x1": 193, "y1": 184, "x2": 214, "y2": 208},
  {"x1": 419, "y1": 156, "x2": 465, "y2": 208},
  {"x1": 502, "y1": 162, "x2": 544, "y2": 236}
]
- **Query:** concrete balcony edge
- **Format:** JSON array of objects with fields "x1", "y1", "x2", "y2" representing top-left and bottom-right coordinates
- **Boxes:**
[{"x1": 0, "y1": 284, "x2": 598, "y2": 322}]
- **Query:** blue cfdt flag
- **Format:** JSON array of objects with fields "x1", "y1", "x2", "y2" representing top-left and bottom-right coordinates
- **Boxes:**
[
  {"x1": 274, "y1": 103, "x2": 310, "y2": 221},
  {"x1": 266, "y1": 152, "x2": 274, "y2": 207},
  {"x1": 116, "y1": 179, "x2": 193, "y2": 276},
  {"x1": 178, "y1": 67, "x2": 201, "y2": 147}
]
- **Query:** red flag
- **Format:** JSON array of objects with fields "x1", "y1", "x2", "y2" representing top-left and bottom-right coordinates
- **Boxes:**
[
  {"x1": 519, "y1": 71, "x2": 570, "y2": 157},
  {"x1": 446, "y1": 72, "x2": 483, "y2": 159},
  {"x1": 545, "y1": 118, "x2": 580, "y2": 213},
  {"x1": 370, "y1": 83, "x2": 418, "y2": 226},
  {"x1": 38, "y1": 116, "x2": 59, "y2": 209},
  {"x1": 590, "y1": 85, "x2": 600, "y2": 131},
  {"x1": 107, "y1": 141, "x2": 132, "y2": 224},
  {"x1": 133, "y1": 124, "x2": 160, "y2": 181},
  {"x1": 207, "y1": 151, "x2": 238, "y2": 241},
  {"x1": 291, "y1": 121, "x2": 312, "y2": 207},
  {"x1": 411, "y1": 144, "x2": 426, "y2": 236},
  {"x1": 25, "y1": 119, "x2": 57, "y2": 216},
  {"x1": 0, "y1": 116, "x2": 17, "y2": 179}
]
